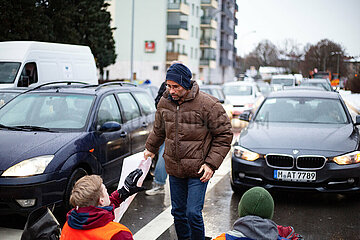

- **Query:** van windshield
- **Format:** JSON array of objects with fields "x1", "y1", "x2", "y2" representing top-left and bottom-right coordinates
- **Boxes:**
[{"x1": 0, "y1": 62, "x2": 21, "y2": 84}]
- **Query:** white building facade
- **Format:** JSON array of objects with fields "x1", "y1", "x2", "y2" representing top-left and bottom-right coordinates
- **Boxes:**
[{"x1": 105, "y1": 0, "x2": 238, "y2": 86}]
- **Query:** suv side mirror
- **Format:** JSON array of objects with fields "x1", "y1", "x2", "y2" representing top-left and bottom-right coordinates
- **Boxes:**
[
  {"x1": 98, "y1": 121, "x2": 121, "y2": 132},
  {"x1": 239, "y1": 111, "x2": 252, "y2": 122},
  {"x1": 219, "y1": 99, "x2": 225, "y2": 104},
  {"x1": 355, "y1": 115, "x2": 360, "y2": 125}
]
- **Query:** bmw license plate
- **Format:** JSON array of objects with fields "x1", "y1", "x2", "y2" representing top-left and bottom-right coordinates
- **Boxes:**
[{"x1": 274, "y1": 170, "x2": 316, "y2": 182}]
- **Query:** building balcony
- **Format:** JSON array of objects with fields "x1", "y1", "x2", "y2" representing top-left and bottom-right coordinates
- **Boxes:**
[
  {"x1": 200, "y1": 0, "x2": 218, "y2": 9},
  {"x1": 166, "y1": 51, "x2": 188, "y2": 65},
  {"x1": 221, "y1": 5, "x2": 233, "y2": 18},
  {"x1": 220, "y1": 57, "x2": 231, "y2": 66},
  {"x1": 200, "y1": 58, "x2": 216, "y2": 69},
  {"x1": 220, "y1": 40, "x2": 232, "y2": 51},
  {"x1": 234, "y1": 32, "x2": 237, "y2": 39},
  {"x1": 200, "y1": 38, "x2": 217, "y2": 49},
  {"x1": 233, "y1": 46, "x2": 237, "y2": 54},
  {"x1": 234, "y1": 18, "x2": 238, "y2": 26},
  {"x1": 167, "y1": 22, "x2": 189, "y2": 40},
  {"x1": 221, "y1": 22, "x2": 233, "y2": 35},
  {"x1": 200, "y1": 16, "x2": 217, "y2": 29},
  {"x1": 168, "y1": 1, "x2": 190, "y2": 15}
]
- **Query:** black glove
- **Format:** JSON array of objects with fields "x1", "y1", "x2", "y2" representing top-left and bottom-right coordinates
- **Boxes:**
[{"x1": 118, "y1": 169, "x2": 145, "y2": 201}]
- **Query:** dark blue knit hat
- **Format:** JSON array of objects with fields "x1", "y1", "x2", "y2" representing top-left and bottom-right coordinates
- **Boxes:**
[{"x1": 166, "y1": 63, "x2": 192, "y2": 90}]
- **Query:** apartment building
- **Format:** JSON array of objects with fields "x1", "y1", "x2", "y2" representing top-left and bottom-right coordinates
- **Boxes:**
[{"x1": 105, "y1": 0, "x2": 238, "y2": 86}]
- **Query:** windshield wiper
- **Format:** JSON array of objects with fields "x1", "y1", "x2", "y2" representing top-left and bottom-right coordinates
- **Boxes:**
[
  {"x1": 13, "y1": 125, "x2": 56, "y2": 132},
  {"x1": 0, "y1": 124, "x2": 22, "y2": 131}
]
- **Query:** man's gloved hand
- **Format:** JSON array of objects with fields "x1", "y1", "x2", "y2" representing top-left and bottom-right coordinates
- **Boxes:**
[{"x1": 118, "y1": 169, "x2": 145, "y2": 201}]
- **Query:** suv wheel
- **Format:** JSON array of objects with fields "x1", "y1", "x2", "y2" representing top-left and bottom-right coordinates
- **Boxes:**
[{"x1": 64, "y1": 168, "x2": 88, "y2": 211}]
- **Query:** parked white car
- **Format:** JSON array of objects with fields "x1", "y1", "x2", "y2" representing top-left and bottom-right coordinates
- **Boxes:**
[
  {"x1": 270, "y1": 74, "x2": 296, "y2": 88},
  {"x1": 222, "y1": 81, "x2": 263, "y2": 116}
]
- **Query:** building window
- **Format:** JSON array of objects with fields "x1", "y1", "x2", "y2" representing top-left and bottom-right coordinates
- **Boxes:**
[
  {"x1": 195, "y1": 27, "x2": 198, "y2": 38},
  {"x1": 191, "y1": 47, "x2": 193, "y2": 58},
  {"x1": 191, "y1": 25, "x2": 194, "y2": 37},
  {"x1": 195, "y1": 48, "x2": 198, "y2": 58},
  {"x1": 177, "y1": 43, "x2": 180, "y2": 53},
  {"x1": 196, "y1": 6, "x2": 199, "y2": 17},
  {"x1": 192, "y1": 3, "x2": 194, "y2": 15}
]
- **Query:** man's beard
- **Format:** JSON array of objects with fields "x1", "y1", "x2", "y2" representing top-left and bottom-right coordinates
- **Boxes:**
[{"x1": 171, "y1": 94, "x2": 180, "y2": 100}]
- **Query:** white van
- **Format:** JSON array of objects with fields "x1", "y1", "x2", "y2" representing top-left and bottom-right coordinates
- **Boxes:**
[
  {"x1": 270, "y1": 74, "x2": 296, "y2": 88},
  {"x1": 0, "y1": 41, "x2": 98, "y2": 88}
]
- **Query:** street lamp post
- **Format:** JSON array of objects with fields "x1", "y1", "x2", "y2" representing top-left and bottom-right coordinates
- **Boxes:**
[
  {"x1": 130, "y1": 0, "x2": 135, "y2": 82},
  {"x1": 239, "y1": 30, "x2": 256, "y2": 73},
  {"x1": 330, "y1": 51, "x2": 341, "y2": 74}
]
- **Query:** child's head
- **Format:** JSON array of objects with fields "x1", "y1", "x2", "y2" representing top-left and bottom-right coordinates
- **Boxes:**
[
  {"x1": 238, "y1": 187, "x2": 274, "y2": 219},
  {"x1": 70, "y1": 175, "x2": 110, "y2": 208}
]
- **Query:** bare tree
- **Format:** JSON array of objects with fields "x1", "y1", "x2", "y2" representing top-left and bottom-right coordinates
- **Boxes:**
[
  {"x1": 277, "y1": 39, "x2": 303, "y2": 73},
  {"x1": 301, "y1": 39, "x2": 347, "y2": 77},
  {"x1": 248, "y1": 39, "x2": 279, "y2": 67}
]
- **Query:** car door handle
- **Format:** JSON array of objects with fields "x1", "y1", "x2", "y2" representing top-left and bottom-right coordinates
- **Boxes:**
[{"x1": 120, "y1": 131, "x2": 127, "y2": 138}]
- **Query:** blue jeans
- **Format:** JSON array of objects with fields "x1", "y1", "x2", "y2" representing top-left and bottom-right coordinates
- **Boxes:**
[
  {"x1": 169, "y1": 175, "x2": 208, "y2": 240},
  {"x1": 154, "y1": 143, "x2": 167, "y2": 185}
]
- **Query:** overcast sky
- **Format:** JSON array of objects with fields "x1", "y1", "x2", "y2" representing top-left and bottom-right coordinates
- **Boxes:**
[{"x1": 235, "y1": 0, "x2": 360, "y2": 57}]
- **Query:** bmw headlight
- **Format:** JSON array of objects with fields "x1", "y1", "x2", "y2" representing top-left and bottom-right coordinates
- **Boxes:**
[
  {"x1": 1, "y1": 155, "x2": 54, "y2": 177},
  {"x1": 333, "y1": 151, "x2": 360, "y2": 165},
  {"x1": 234, "y1": 146, "x2": 260, "y2": 161}
]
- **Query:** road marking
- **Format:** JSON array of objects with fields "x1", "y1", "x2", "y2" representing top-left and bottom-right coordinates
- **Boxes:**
[{"x1": 133, "y1": 153, "x2": 231, "y2": 240}]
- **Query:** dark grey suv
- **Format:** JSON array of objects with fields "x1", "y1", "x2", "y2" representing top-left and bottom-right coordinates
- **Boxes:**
[{"x1": 0, "y1": 81, "x2": 155, "y2": 215}]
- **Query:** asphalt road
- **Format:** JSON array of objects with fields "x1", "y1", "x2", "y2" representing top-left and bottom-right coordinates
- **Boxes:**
[{"x1": 2, "y1": 145, "x2": 360, "y2": 240}]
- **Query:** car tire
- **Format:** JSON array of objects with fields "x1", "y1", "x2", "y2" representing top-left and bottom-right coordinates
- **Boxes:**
[{"x1": 64, "y1": 168, "x2": 88, "y2": 211}]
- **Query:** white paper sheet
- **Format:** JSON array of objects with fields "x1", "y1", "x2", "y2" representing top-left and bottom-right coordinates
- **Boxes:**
[{"x1": 114, "y1": 151, "x2": 151, "y2": 222}]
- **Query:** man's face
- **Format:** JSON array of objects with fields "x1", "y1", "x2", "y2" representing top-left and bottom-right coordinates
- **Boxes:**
[
  {"x1": 166, "y1": 80, "x2": 187, "y2": 101},
  {"x1": 99, "y1": 184, "x2": 111, "y2": 207}
]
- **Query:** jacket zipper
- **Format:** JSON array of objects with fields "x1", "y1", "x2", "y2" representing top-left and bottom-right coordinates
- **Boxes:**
[{"x1": 175, "y1": 105, "x2": 179, "y2": 163}]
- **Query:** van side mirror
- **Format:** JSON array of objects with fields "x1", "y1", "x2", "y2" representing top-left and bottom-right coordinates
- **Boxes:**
[
  {"x1": 98, "y1": 121, "x2": 121, "y2": 132},
  {"x1": 219, "y1": 99, "x2": 225, "y2": 104},
  {"x1": 239, "y1": 111, "x2": 252, "y2": 122},
  {"x1": 355, "y1": 115, "x2": 360, "y2": 125},
  {"x1": 18, "y1": 76, "x2": 30, "y2": 87}
]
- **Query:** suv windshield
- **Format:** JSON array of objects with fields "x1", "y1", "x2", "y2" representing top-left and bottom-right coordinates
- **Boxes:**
[
  {"x1": 271, "y1": 78, "x2": 294, "y2": 86},
  {"x1": 223, "y1": 85, "x2": 252, "y2": 96},
  {"x1": 254, "y1": 97, "x2": 348, "y2": 124},
  {"x1": 0, "y1": 62, "x2": 21, "y2": 83},
  {"x1": 0, "y1": 93, "x2": 94, "y2": 130}
]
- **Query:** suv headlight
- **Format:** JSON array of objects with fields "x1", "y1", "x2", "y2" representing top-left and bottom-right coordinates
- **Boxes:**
[
  {"x1": 1, "y1": 155, "x2": 54, "y2": 177},
  {"x1": 234, "y1": 146, "x2": 260, "y2": 161},
  {"x1": 333, "y1": 151, "x2": 360, "y2": 165}
]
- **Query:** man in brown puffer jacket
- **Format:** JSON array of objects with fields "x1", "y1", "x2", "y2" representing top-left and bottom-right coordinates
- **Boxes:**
[{"x1": 144, "y1": 63, "x2": 233, "y2": 240}]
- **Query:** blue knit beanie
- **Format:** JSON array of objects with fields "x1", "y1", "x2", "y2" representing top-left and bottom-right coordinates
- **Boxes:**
[{"x1": 166, "y1": 63, "x2": 192, "y2": 90}]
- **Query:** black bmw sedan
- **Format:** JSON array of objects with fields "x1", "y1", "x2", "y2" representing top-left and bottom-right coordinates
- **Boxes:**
[{"x1": 231, "y1": 89, "x2": 360, "y2": 193}]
